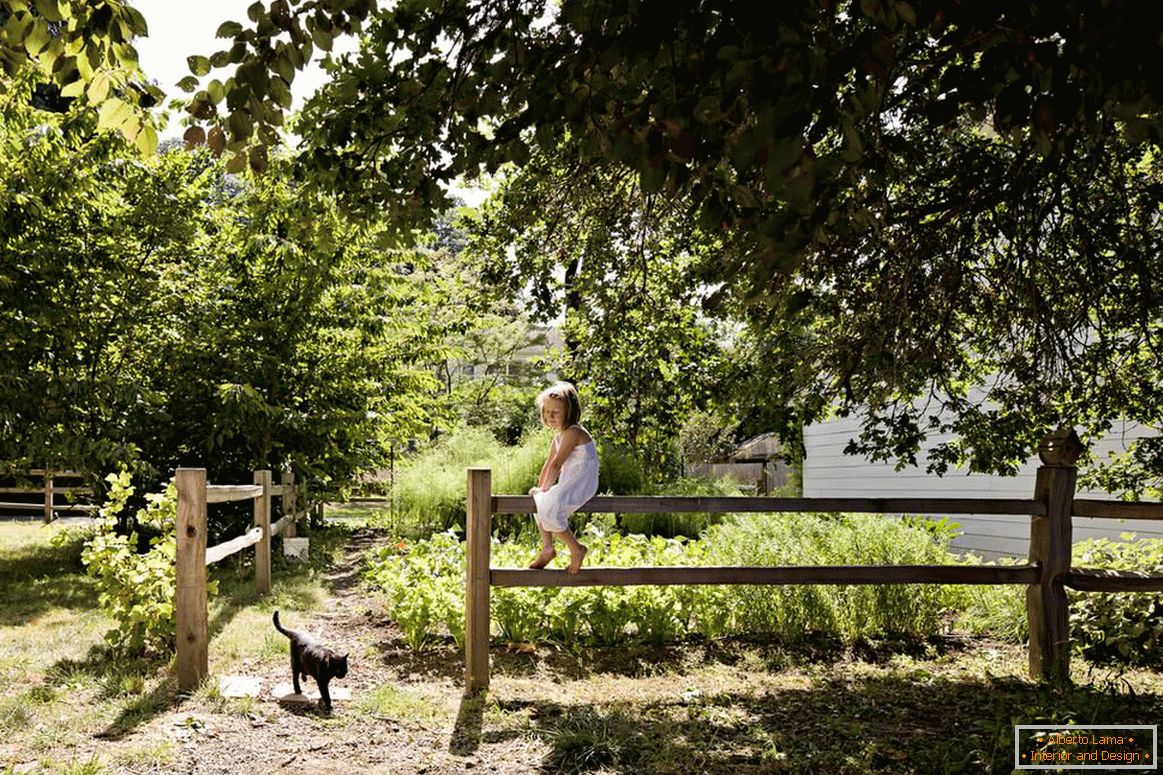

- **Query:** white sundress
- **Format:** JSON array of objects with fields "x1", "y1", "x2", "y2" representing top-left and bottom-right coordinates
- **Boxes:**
[{"x1": 533, "y1": 429, "x2": 599, "y2": 533}]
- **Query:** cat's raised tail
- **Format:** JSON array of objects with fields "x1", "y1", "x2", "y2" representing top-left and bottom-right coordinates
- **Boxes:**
[{"x1": 273, "y1": 610, "x2": 291, "y2": 637}]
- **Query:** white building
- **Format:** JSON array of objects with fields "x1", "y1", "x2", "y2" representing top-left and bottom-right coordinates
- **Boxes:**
[{"x1": 803, "y1": 415, "x2": 1161, "y2": 558}]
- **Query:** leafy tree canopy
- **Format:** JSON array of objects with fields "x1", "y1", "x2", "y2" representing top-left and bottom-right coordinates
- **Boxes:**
[{"x1": 6, "y1": 0, "x2": 1163, "y2": 486}]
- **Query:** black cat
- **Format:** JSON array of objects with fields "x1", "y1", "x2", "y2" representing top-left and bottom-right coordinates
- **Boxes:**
[{"x1": 272, "y1": 611, "x2": 349, "y2": 711}]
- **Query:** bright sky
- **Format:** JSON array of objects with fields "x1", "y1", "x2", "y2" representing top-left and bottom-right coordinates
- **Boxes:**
[
  {"x1": 131, "y1": 1, "x2": 489, "y2": 205},
  {"x1": 133, "y1": 1, "x2": 354, "y2": 136}
]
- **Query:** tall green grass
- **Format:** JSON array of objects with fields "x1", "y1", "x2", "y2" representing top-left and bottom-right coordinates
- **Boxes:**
[
  {"x1": 385, "y1": 425, "x2": 739, "y2": 539},
  {"x1": 384, "y1": 427, "x2": 549, "y2": 537}
]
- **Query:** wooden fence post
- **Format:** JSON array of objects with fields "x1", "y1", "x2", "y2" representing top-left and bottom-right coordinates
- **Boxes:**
[
  {"x1": 254, "y1": 469, "x2": 272, "y2": 594},
  {"x1": 43, "y1": 473, "x2": 53, "y2": 524},
  {"x1": 282, "y1": 470, "x2": 296, "y2": 539},
  {"x1": 465, "y1": 467, "x2": 492, "y2": 694},
  {"x1": 176, "y1": 468, "x2": 209, "y2": 692},
  {"x1": 1027, "y1": 429, "x2": 1084, "y2": 682}
]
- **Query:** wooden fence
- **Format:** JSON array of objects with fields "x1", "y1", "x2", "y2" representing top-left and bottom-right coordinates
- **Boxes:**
[
  {"x1": 0, "y1": 470, "x2": 97, "y2": 523},
  {"x1": 174, "y1": 467, "x2": 303, "y2": 691},
  {"x1": 464, "y1": 430, "x2": 1163, "y2": 693}
]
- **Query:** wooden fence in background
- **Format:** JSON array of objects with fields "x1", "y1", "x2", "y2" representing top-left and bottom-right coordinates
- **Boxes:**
[
  {"x1": 174, "y1": 467, "x2": 303, "y2": 691},
  {"x1": 464, "y1": 430, "x2": 1163, "y2": 693},
  {"x1": 0, "y1": 470, "x2": 97, "y2": 523}
]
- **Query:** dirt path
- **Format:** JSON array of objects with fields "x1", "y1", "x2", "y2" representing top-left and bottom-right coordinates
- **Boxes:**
[{"x1": 146, "y1": 529, "x2": 532, "y2": 775}]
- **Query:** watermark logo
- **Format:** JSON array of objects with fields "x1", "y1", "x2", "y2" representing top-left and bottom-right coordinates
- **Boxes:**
[{"x1": 1016, "y1": 725, "x2": 1156, "y2": 770}]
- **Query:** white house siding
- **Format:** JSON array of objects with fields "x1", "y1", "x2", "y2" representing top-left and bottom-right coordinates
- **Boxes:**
[{"x1": 802, "y1": 414, "x2": 1162, "y2": 559}]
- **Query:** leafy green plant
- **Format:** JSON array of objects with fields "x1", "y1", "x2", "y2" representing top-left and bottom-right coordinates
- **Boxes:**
[
  {"x1": 364, "y1": 531, "x2": 465, "y2": 649},
  {"x1": 79, "y1": 470, "x2": 213, "y2": 655},
  {"x1": 365, "y1": 510, "x2": 957, "y2": 649},
  {"x1": 1070, "y1": 535, "x2": 1163, "y2": 666}
]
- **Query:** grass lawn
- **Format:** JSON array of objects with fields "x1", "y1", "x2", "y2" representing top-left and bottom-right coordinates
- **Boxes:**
[{"x1": 2, "y1": 519, "x2": 1161, "y2": 774}]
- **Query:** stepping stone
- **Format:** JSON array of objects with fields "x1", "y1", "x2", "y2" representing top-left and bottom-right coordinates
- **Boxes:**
[
  {"x1": 272, "y1": 682, "x2": 352, "y2": 703},
  {"x1": 219, "y1": 675, "x2": 264, "y2": 698}
]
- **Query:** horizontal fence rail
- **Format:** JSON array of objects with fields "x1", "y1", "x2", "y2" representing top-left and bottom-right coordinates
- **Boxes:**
[
  {"x1": 176, "y1": 467, "x2": 303, "y2": 691},
  {"x1": 0, "y1": 470, "x2": 95, "y2": 522},
  {"x1": 464, "y1": 431, "x2": 1163, "y2": 693},
  {"x1": 492, "y1": 495, "x2": 1048, "y2": 516},
  {"x1": 1071, "y1": 498, "x2": 1163, "y2": 520},
  {"x1": 491, "y1": 564, "x2": 1041, "y2": 588}
]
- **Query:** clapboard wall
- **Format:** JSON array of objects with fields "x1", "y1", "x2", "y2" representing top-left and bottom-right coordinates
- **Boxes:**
[{"x1": 803, "y1": 415, "x2": 1161, "y2": 558}]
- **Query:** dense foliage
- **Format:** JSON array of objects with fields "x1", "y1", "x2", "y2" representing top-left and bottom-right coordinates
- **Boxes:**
[
  {"x1": 8, "y1": 1, "x2": 1162, "y2": 483},
  {"x1": 0, "y1": 68, "x2": 451, "y2": 506},
  {"x1": 468, "y1": 158, "x2": 729, "y2": 475},
  {"x1": 1070, "y1": 536, "x2": 1163, "y2": 666}
]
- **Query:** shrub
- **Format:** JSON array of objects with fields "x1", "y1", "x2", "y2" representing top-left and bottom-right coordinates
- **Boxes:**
[
  {"x1": 79, "y1": 470, "x2": 212, "y2": 655},
  {"x1": 618, "y1": 476, "x2": 740, "y2": 538},
  {"x1": 1070, "y1": 534, "x2": 1163, "y2": 666}
]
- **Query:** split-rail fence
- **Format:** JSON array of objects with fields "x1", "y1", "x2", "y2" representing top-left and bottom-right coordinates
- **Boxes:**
[
  {"x1": 464, "y1": 430, "x2": 1163, "y2": 692},
  {"x1": 0, "y1": 470, "x2": 97, "y2": 522},
  {"x1": 174, "y1": 467, "x2": 303, "y2": 691}
]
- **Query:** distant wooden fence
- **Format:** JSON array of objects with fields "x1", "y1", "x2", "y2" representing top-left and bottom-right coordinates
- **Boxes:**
[
  {"x1": 464, "y1": 430, "x2": 1163, "y2": 692},
  {"x1": 0, "y1": 470, "x2": 97, "y2": 523},
  {"x1": 174, "y1": 467, "x2": 303, "y2": 691}
]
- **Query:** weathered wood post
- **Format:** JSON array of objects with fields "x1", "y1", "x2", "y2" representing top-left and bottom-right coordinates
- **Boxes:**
[
  {"x1": 282, "y1": 470, "x2": 296, "y2": 538},
  {"x1": 176, "y1": 468, "x2": 209, "y2": 692},
  {"x1": 1027, "y1": 428, "x2": 1084, "y2": 682},
  {"x1": 43, "y1": 472, "x2": 53, "y2": 523},
  {"x1": 254, "y1": 469, "x2": 272, "y2": 594},
  {"x1": 465, "y1": 467, "x2": 492, "y2": 694}
]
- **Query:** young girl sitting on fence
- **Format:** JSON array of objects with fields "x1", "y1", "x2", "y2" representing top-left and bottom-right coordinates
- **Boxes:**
[{"x1": 527, "y1": 381, "x2": 599, "y2": 573}]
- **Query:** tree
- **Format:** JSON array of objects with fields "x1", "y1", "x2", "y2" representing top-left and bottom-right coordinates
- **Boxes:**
[
  {"x1": 0, "y1": 67, "x2": 214, "y2": 475},
  {"x1": 288, "y1": 0, "x2": 1163, "y2": 480},
  {"x1": 7, "y1": 1, "x2": 1163, "y2": 482},
  {"x1": 468, "y1": 150, "x2": 729, "y2": 477},
  {"x1": 1, "y1": 72, "x2": 450, "y2": 506}
]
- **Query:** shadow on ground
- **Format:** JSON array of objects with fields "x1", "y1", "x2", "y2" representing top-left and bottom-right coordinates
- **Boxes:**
[
  {"x1": 0, "y1": 529, "x2": 95, "y2": 625},
  {"x1": 482, "y1": 671, "x2": 1162, "y2": 775}
]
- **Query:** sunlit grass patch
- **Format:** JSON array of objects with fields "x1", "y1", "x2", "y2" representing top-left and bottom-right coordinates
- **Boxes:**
[
  {"x1": 357, "y1": 683, "x2": 450, "y2": 725},
  {"x1": 112, "y1": 739, "x2": 176, "y2": 769}
]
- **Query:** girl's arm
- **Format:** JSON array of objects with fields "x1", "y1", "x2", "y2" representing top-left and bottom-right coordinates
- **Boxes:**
[
  {"x1": 530, "y1": 436, "x2": 558, "y2": 493},
  {"x1": 539, "y1": 428, "x2": 583, "y2": 489}
]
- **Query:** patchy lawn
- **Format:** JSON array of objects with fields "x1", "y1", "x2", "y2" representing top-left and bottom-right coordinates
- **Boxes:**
[{"x1": 2, "y1": 520, "x2": 1161, "y2": 774}]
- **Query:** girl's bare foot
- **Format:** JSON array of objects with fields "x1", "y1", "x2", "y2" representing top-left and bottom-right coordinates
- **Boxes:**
[
  {"x1": 566, "y1": 543, "x2": 588, "y2": 574},
  {"x1": 528, "y1": 546, "x2": 556, "y2": 569}
]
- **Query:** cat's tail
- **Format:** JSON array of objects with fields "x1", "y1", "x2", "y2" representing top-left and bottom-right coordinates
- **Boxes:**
[{"x1": 273, "y1": 610, "x2": 291, "y2": 638}]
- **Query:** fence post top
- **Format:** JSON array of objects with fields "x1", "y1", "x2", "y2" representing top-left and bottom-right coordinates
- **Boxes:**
[
  {"x1": 1038, "y1": 428, "x2": 1085, "y2": 466},
  {"x1": 467, "y1": 467, "x2": 492, "y2": 473}
]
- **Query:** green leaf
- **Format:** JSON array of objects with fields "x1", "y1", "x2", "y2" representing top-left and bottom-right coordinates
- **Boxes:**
[
  {"x1": 216, "y1": 20, "x2": 244, "y2": 38},
  {"x1": 96, "y1": 97, "x2": 133, "y2": 132},
  {"x1": 228, "y1": 108, "x2": 253, "y2": 140},
  {"x1": 187, "y1": 55, "x2": 211, "y2": 76},
  {"x1": 34, "y1": 0, "x2": 63, "y2": 23},
  {"x1": 134, "y1": 123, "x2": 158, "y2": 156},
  {"x1": 310, "y1": 25, "x2": 334, "y2": 51},
  {"x1": 176, "y1": 75, "x2": 199, "y2": 93},
  {"x1": 87, "y1": 72, "x2": 110, "y2": 103},
  {"x1": 59, "y1": 79, "x2": 85, "y2": 98},
  {"x1": 25, "y1": 20, "x2": 50, "y2": 55}
]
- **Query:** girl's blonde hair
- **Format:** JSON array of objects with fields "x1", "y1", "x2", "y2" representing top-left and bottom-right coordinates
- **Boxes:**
[{"x1": 536, "y1": 381, "x2": 582, "y2": 428}]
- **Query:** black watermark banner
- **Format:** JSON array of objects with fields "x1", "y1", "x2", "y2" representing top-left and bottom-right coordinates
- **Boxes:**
[{"x1": 1015, "y1": 725, "x2": 1157, "y2": 770}]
